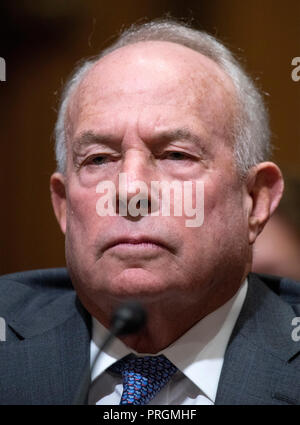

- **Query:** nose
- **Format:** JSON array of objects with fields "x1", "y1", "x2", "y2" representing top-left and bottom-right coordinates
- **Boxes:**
[
  {"x1": 116, "y1": 148, "x2": 160, "y2": 219},
  {"x1": 122, "y1": 148, "x2": 150, "y2": 190}
]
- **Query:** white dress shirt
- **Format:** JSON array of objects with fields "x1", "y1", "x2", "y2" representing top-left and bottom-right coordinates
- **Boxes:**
[{"x1": 88, "y1": 280, "x2": 248, "y2": 405}]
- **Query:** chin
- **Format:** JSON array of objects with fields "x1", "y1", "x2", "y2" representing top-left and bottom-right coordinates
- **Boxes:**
[{"x1": 98, "y1": 267, "x2": 173, "y2": 301}]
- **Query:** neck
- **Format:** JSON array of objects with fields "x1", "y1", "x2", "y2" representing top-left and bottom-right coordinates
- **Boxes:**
[
  {"x1": 84, "y1": 273, "x2": 248, "y2": 353},
  {"x1": 119, "y1": 286, "x2": 242, "y2": 353}
]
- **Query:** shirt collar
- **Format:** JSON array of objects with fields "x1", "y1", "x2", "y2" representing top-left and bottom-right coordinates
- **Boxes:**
[
  {"x1": 162, "y1": 279, "x2": 248, "y2": 402},
  {"x1": 91, "y1": 279, "x2": 248, "y2": 403}
]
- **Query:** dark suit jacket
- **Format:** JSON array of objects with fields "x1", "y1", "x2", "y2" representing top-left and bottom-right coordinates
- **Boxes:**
[{"x1": 0, "y1": 268, "x2": 299, "y2": 405}]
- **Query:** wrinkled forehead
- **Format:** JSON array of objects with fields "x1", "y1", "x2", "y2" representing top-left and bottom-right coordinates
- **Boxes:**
[{"x1": 66, "y1": 40, "x2": 237, "y2": 141}]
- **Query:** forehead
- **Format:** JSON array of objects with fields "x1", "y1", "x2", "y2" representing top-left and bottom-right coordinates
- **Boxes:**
[{"x1": 67, "y1": 41, "x2": 236, "y2": 141}]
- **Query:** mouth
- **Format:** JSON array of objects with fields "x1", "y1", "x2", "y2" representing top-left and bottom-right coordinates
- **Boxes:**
[{"x1": 103, "y1": 236, "x2": 170, "y2": 253}]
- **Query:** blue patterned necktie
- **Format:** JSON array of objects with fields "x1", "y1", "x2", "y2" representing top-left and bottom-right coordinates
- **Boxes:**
[{"x1": 108, "y1": 354, "x2": 178, "y2": 405}]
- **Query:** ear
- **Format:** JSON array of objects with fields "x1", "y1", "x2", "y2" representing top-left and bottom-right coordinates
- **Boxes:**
[
  {"x1": 246, "y1": 162, "x2": 284, "y2": 245},
  {"x1": 50, "y1": 172, "x2": 67, "y2": 234}
]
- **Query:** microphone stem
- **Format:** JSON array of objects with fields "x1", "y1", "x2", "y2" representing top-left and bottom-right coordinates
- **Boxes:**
[
  {"x1": 72, "y1": 330, "x2": 117, "y2": 405},
  {"x1": 90, "y1": 330, "x2": 116, "y2": 372},
  {"x1": 72, "y1": 301, "x2": 146, "y2": 405}
]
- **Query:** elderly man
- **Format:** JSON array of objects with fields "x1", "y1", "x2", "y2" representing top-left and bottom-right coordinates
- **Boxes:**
[{"x1": 1, "y1": 19, "x2": 299, "y2": 405}]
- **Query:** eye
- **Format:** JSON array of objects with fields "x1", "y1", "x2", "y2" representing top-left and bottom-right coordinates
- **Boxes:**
[
  {"x1": 83, "y1": 154, "x2": 113, "y2": 167},
  {"x1": 90, "y1": 155, "x2": 109, "y2": 165},
  {"x1": 163, "y1": 151, "x2": 193, "y2": 161}
]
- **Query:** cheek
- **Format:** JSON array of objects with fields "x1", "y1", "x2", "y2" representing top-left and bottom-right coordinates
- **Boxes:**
[
  {"x1": 66, "y1": 185, "x2": 102, "y2": 241},
  {"x1": 204, "y1": 173, "x2": 245, "y2": 217},
  {"x1": 192, "y1": 178, "x2": 247, "y2": 248}
]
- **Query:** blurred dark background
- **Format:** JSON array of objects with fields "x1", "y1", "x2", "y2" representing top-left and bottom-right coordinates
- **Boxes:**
[{"x1": 1, "y1": 0, "x2": 299, "y2": 275}]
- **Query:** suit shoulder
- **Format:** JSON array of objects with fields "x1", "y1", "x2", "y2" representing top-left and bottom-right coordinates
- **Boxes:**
[
  {"x1": 0, "y1": 268, "x2": 76, "y2": 322},
  {"x1": 0, "y1": 267, "x2": 73, "y2": 293},
  {"x1": 253, "y1": 273, "x2": 300, "y2": 309},
  {"x1": 249, "y1": 273, "x2": 300, "y2": 316},
  {"x1": 0, "y1": 268, "x2": 90, "y2": 344}
]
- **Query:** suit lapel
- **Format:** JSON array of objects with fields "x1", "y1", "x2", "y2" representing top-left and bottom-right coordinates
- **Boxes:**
[
  {"x1": 215, "y1": 273, "x2": 300, "y2": 404},
  {"x1": 0, "y1": 277, "x2": 91, "y2": 405}
]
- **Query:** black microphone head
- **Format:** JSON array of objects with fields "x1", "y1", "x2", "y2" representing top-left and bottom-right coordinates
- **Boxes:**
[{"x1": 110, "y1": 300, "x2": 147, "y2": 336}]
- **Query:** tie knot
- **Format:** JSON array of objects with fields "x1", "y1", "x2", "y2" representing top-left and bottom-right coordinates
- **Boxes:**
[{"x1": 108, "y1": 354, "x2": 177, "y2": 405}]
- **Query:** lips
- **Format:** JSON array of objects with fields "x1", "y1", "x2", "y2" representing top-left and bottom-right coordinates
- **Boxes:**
[{"x1": 102, "y1": 236, "x2": 170, "y2": 253}]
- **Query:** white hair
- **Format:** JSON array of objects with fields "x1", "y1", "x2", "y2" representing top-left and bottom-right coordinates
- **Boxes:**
[{"x1": 55, "y1": 19, "x2": 271, "y2": 177}]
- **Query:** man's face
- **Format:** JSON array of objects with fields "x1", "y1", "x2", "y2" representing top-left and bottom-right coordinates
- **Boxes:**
[{"x1": 59, "y1": 41, "x2": 250, "y2": 315}]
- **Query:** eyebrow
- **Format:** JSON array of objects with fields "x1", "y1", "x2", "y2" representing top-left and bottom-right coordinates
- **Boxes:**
[
  {"x1": 154, "y1": 128, "x2": 209, "y2": 157},
  {"x1": 72, "y1": 127, "x2": 209, "y2": 156},
  {"x1": 156, "y1": 128, "x2": 205, "y2": 145},
  {"x1": 73, "y1": 130, "x2": 117, "y2": 152}
]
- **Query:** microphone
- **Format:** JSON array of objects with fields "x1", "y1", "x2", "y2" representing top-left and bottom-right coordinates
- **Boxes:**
[
  {"x1": 73, "y1": 300, "x2": 147, "y2": 405},
  {"x1": 110, "y1": 300, "x2": 147, "y2": 336}
]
